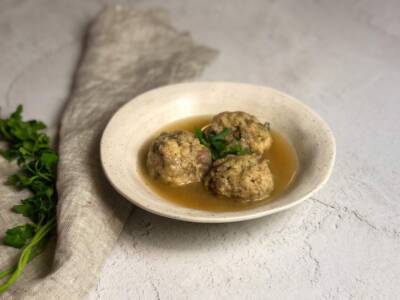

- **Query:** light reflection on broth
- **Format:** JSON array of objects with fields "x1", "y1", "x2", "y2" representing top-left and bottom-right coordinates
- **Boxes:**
[{"x1": 138, "y1": 116, "x2": 298, "y2": 212}]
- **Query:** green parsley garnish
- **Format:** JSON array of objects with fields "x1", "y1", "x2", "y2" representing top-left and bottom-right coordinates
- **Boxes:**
[
  {"x1": 195, "y1": 127, "x2": 249, "y2": 160},
  {"x1": 0, "y1": 105, "x2": 58, "y2": 293}
]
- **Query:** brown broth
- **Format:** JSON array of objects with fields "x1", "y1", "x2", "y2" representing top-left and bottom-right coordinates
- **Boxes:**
[{"x1": 138, "y1": 116, "x2": 298, "y2": 212}]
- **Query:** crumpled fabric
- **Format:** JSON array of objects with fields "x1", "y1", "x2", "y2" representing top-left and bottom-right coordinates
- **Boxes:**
[{"x1": 0, "y1": 5, "x2": 217, "y2": 299}]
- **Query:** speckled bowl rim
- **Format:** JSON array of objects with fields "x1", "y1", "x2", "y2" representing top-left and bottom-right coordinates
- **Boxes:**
[{"x1": 100, "y1": 82, "x2": 336, "y2": 223}]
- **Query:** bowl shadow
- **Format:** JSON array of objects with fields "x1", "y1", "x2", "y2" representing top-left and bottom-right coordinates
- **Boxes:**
[{"x1": 121, "y1": 204, "x2": 298, "y2": 253}]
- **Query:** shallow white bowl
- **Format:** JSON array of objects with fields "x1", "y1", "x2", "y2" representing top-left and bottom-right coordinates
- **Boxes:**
[{"x1": 100, "y1": 82, "x2": 335, "y2": 223}]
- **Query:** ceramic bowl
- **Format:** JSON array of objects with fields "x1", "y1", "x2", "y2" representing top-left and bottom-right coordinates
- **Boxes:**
[{"x1": 100, "y1": 82, "x2": 335, "y2": 223}]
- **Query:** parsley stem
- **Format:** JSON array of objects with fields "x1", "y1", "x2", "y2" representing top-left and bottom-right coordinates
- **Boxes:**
[
  {"x1": 0, "y1": 268, "x2": 14, "y2": 281},
  {"x1": 0, "y1": 218, "x2": 56, "y2": 292}
]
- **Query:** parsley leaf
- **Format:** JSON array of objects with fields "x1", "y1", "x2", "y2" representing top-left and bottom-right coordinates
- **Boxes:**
[
  {"x1": 195, "y1": 127, "x2": 249, "y2": 160},
  {"x1": 221, "y1": 143, "x2": 250, "y2": 156},
  {"x1": 0, "y1": 105, "x2": 57, "y2": 293},
  {"x1": 3, "y1": 224, "x2": 35, "y2": 249},
  {"x1": 194, "y1": 128, "x2": 210, "y2": 148}
]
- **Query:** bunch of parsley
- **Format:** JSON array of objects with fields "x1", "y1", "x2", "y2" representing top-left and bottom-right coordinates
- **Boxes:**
[
  {"x1": 0, "y1": 105, "x2": 57, "y2": 292},
  {"x1": 195, "y1": 127, "x2": 249, "y2": 160}
]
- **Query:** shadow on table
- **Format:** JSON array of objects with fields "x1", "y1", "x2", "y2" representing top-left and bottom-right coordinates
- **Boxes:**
[{"x1": 122, "y1": 204, "x2": 298, "y2": 252}]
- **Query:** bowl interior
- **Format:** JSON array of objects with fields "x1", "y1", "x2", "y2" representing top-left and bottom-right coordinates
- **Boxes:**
[{"x1": 100, "y1": 82, "x2": 335, "y2": 222}]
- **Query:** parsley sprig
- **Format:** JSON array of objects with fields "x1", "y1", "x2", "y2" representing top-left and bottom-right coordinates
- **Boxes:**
[
  {"x1": 195, "y1": 127, "x2": 249, "y2": 160},
  {"x1": 0, "y1": 105, "x2": 58, "y2": 293}
]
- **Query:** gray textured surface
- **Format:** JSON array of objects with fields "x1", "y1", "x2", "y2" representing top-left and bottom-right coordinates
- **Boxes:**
[{"x1": 0, "y1": 0, "x2": 399, "y2": 299}]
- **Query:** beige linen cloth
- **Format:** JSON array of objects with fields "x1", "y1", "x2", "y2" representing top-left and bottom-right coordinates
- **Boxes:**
[{"x1": 0, "y1": 5, "x2": 217, "y2": 299}]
